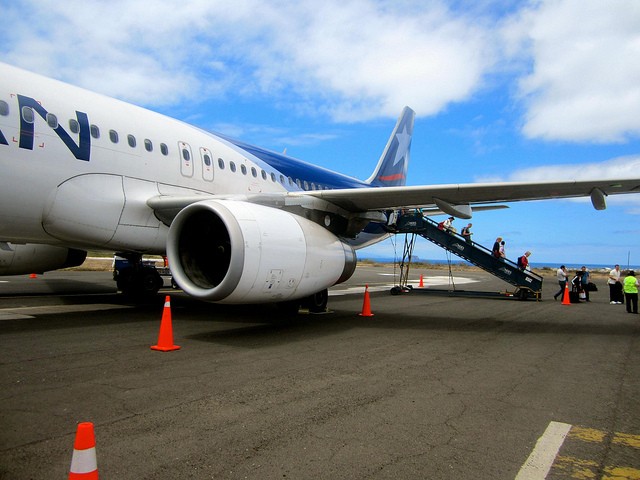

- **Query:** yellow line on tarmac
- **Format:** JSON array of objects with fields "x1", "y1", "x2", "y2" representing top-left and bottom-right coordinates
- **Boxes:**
[
  {"x1": 569, "y1": 426, "x2": 608, "y2": 443},
  {"x1": 516, "y1": 424, "x2": 640, "y2": 480},
  {"x1": 613, "y1": 433, "x2": 640, "y2": 449},
  {"x1": 602, "y1": 465, "x2": 640, "y2": 480}
]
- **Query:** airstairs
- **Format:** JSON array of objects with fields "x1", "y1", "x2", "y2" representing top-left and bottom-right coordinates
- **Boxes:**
[{"x1": 390, "y1": 213, "x2": 543, "y2": 300}]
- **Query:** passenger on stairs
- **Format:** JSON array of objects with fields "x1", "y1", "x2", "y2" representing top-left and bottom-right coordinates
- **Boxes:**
[
  {"x1": 517, "y1": 251, "x2": 531, "y2": 271},
  {"x1": 460, "y1": 223, "x2": 473, "y2": 244},
  {"x1": 492, "y1": 237, "x2": 503, "y2": 259}
]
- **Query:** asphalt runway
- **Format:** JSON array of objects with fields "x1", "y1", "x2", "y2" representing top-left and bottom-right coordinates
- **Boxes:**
[{"x1": 1, "y1": 267, "x2": 639, "y2": 479}]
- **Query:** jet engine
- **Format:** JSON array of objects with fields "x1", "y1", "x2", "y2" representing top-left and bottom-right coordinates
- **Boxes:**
[
  {"x1": 166, "y1": 200, "x2": 356, "y2": 306},
  {"x1": 0, "y1": 243, "x2": 87, "y2": 275}
]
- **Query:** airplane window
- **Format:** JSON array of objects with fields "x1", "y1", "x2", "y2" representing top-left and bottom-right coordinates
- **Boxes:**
[
  {"x1": 241, "y1": 164, "x2": 247, "y2": 175},
  {"x1": 296, "y1": 179, "x2": 301, "y2": 188},
  {"x1": 230, "y1": 161, "x2": 236, "y2": 173},
  {"x1": 0, "y1": 100, "x2": 8, "y2": 116},
  {"x1": 90, "y1": 124, "x2": 100, "y2": 139},
  {"x1": 218, "y1": 158, "x2": 225, "y2": 170},
  {"x1": 203, "y1": 154, "x2": 211, "y2": 166},
  {"x1": 160, "y1": 143, "x2": 168, "y2": 156},
  {"x1": 21, "y1": 106, "x2": 34, "y2": 123},
  {"x1": 69, "y1": 119, "x2": 79, "y2": 134},
  {"x1": 261, "y1": 170, "x2": 267, "y2": 180},
  {"x1": 127, "y1": 134, "x2": 136, "y2": 148},
  {"x1": 280, "y1": 175, "x2": 285, "y2": 184},
  {"x1": 182, "y1": 148, "x2": 190, "y2": 161},
  {"x1": 251, "y1": 167, "x2": 257, "y2": 178},
  {"x1": 303, "y1": 181, "x2": 309, "y2": 190},
  {"x1": 46, "y1": 113, "x2": 58, "y2": 129},
  {"x1": 288, "y1": 177, "x2": 294, "y2": 186},
  {"x1": 271, "y1": 172, "x2": 276, "y2": 182},
  {"x1": 144, "y1": 139, "x2": 153, "y2": 152},
  {"x1": 109, "y1": 130, "x2": 119, "y2": 143}
]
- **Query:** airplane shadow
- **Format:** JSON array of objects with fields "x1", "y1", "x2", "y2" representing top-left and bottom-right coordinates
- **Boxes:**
[{"x1": 184, "y1": 299, "x2": 640, "y2": 348}]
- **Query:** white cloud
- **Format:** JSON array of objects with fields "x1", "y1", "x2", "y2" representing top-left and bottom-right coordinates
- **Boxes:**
[
  {"x1": 474, "y1": 154, "x2": 640, "y2": 212},
  {"x1": 480, "y1": 154, "x2": 640, "y2": 183},
  {"x1": 0, "y1": 0, "x2": 496, "y2": 121},
  {"x1": 504, "y1": 0, "x2": 640, "y2": 142},
  {"x1": 2, "y1": 0, "x2": 640, "y2": 146}
]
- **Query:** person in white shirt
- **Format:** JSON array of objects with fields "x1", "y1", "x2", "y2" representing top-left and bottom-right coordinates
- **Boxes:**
[
  {"x1": 554, "y1": 265, "x2": 568, "y2": 301},
  {"x1": 608, "y1": 264, "x2": 623, "y2": 304}
]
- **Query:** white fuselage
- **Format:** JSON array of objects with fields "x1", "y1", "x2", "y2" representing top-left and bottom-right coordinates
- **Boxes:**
[{"x1": 0, "y1": 63, "x2": 380, "y2": 255}]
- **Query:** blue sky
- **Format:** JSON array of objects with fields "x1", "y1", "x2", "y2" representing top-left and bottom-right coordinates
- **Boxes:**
[{"x1": 1, "y1": 0, "x2": 639, "y2": 267}]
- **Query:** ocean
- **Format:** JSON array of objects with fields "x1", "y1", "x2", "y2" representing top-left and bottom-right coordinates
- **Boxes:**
[{"x1": 360, "y1": 257, "x2": 640, "y2": 272}]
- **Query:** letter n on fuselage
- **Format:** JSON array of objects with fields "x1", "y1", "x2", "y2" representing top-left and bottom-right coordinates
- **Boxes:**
[{"x1": 17, "y1": 95, "x2": 90, "y2": 161}]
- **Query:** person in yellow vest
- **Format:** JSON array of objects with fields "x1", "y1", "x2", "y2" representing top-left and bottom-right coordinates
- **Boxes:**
[{"x1": 623, "y1": 270, "x2": 639, "y2": 314}]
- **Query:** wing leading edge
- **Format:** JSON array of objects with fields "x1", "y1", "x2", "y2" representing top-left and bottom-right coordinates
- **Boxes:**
[{"x1": 287, "y1": 178, "x2": 640, "y2": 213}]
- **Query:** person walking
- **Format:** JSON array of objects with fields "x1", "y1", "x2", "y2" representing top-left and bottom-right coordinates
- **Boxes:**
[
  {"x1": 461, "y1": 223, "x2": 473, "y2": 244},
  {"x1": 623, "y1": 270, "x2": 639, "y2": 314},
  {"x1": 608, "y1": 265, "x2": 623, "y2": 304},
  {"x1": 554, "y1": 265, "x2": 568, "y2": 301},
  {"x1": 581, "y1": 266, "x2": 591, "y2": 302}
]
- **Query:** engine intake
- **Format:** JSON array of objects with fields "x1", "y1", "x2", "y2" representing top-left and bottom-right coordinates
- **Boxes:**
[{"x1": 166, "y1": 200, "x2": 356, "y2": 304}]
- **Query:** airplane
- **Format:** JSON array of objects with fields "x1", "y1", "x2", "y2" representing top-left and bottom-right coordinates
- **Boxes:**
[{"x1": 1, "y1": 62, "x2": 639, "y2": 312}]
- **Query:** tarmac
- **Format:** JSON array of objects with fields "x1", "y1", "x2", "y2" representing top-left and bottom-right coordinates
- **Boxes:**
[{"x1": 0, "y1": 267, "x2": 639, "y2": 479}]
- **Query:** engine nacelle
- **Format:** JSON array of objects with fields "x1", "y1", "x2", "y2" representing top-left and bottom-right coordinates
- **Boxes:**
[
  {"x1": 166, "y1": 200, "x2": 356, "y2": 304},
  {"x1": 0, "y1": 243, "x2": 87, "y2": 275}
]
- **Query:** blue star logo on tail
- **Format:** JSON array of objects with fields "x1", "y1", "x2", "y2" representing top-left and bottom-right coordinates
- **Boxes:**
[{"x1": 394, "y1": 125, "x2": 411, "y2": 166}]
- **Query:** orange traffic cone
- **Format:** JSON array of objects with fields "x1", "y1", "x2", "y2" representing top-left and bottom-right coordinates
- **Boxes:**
[
  {"x1": 151, "y1": 296, "x2": 180, "y2": 351},
  {"x1": 30, "y1": 273, "x2": 37, "y2": 278},
  {"x1": 359, "y1": 285, "x2": 374, "y2": 317},
  {"x1": 69, "y1": 422, "x2": 98, "y2": 479},
  {"x1": 561, "y1": 283, "x2": 571, "y2": 305},
  {"x1": 419, "y1": 274, "x2": 424, "y2": 287}
]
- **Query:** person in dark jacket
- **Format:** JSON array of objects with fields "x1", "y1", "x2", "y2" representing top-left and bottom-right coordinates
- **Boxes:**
[{"x1": 492, "y1": 237, "x2": 502, "y2": 259}]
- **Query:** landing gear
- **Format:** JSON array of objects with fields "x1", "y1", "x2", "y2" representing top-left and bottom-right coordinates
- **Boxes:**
[
  {"x1": 113, "y1": 254, "x2": 162, "y2": 296},
  {"x1": 301, "y1": 289, "x2": 329, "y2": 313},
  {"x1": 277, "y1": 288, "x2": 329, "y2": 315}
]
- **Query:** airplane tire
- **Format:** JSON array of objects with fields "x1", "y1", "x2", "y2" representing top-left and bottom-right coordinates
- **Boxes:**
[
  {"x1": 134, "y1": 268, "x2": 162, "y2": 296},
  {"x1": 119, "y1": 267, "x2": 161, "y2": 296},
  {"x1": 302, "y1": 289, "x2": 328, "y2": 313}
]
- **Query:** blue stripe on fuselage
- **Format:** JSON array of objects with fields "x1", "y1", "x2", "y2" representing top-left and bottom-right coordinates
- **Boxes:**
[{"x1": 206, "y1": 131, "x2": 370, "y2": 191}]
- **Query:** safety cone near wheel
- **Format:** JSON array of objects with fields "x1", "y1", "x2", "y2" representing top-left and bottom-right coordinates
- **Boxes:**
[
  {"x1": 359, "y1": 285, "x2": 374, "y2": 317},
  {"x1": 419, "y1": 274, "x2": 424, "y2": 288},
  {"x1": 562, "y1": 283, "x2": 571, "y2": 305},
  {"x1": 151, "y1": 296, "x2": 180, "y2": 351},
  {"x1": 69, "y1": 422, "x2": 98, "y2": 479}
]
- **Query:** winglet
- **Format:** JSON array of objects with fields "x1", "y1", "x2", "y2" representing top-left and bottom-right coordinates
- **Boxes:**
[{"x1": 366, "y1": 107, "x2": 416, "y2": 187}]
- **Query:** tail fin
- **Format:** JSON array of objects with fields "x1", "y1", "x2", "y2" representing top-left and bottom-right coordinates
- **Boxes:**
[{"x1": 366, "y1": 106, "x2": 415, "y2": 187}]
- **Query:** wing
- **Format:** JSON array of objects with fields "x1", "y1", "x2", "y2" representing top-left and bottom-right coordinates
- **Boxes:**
[
  {"x1": 148, "y1": 177, "x2": 640, "y2": 223},
  {"x1": 288, "y1": 178, "x2": 640, "y2": 214}
]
